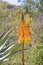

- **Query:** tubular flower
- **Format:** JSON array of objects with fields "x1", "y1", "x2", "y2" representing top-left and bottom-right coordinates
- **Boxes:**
[{"x1": 17, "y1": 13, "x2": 30, "y2": 44}]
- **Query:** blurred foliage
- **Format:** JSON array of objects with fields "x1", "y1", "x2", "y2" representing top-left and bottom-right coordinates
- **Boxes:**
[
  {"x1": 22, "y1": 0, "x2": 38, "y2": 17},
  {"x1": 38, "y1": 0, "x2": 43, "y2": 11},
  {"x1": 30, "y1": 26, "x2": 43, "y2": 65},
  {"x1": 37, "y1": 26, "x2": 43, "y2": 44}
]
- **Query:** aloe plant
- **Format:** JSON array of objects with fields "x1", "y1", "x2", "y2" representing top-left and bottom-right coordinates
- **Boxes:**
[{"x1": 0, "y1": 27, "x2": 22, "y2": 61}]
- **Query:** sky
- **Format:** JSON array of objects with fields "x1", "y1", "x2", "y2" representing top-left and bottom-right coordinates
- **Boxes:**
[{"x1": 3, "y1": 0, "x2": 23, "y2": 5}]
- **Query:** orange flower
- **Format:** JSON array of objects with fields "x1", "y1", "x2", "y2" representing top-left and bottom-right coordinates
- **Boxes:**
[{"x1": 17, "y1": 12, "x2": 30, "y2": 44}]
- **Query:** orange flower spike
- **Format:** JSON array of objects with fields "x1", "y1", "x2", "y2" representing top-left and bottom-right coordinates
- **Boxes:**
[{"x1": 17, "y1": 12, "x2": 29, "y2": 43}]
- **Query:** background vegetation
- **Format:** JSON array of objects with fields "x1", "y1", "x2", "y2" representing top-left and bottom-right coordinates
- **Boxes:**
[{"x1": 0, "y1": 0, "x2": 43, "y2": 65}]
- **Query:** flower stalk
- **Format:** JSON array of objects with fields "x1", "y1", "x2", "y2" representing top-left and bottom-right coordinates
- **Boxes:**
[{"x1": 17, "y1": 12, "x2": 29, "y2": 65}]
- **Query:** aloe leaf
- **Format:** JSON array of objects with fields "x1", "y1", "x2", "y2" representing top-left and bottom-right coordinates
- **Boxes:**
[
  {"x1": 0, "y1": 33, "x2": 4, "y2": 39},
  {"x1": 0, "y1": 52, "x2": 10, "y2": 61},
  {"x1": 1, "y1": 27, "x2": 14, "y2": 41},
  {"x1": 0, "y1": 42, "x2": 15, "y2": 57},
  {"x1": 2, "y1": 48, "x2": 28, "y2": 61},
  {"x1": 0, "y1": 38, "x2": 10, "y2": 51}
]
